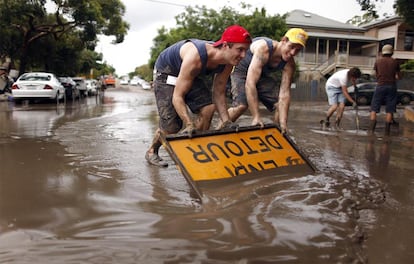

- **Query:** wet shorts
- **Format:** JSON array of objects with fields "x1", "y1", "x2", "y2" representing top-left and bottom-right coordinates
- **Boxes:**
[
  {"x1": 153, "y1": 72, "x2": 213, "y2": 133},
  {"x1": 370, "y1": 84, "x2": 397, "y2": 113},
  {"x1": 326, "y1": 85, "x2": 346, "y2": 105},
  {"x1": 231, "y1": 73, "x2": 278, "y2": 112}
]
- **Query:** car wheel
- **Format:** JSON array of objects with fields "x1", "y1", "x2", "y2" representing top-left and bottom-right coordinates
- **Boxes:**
[
  {"x1": 399, "y1": 95, "x2": 411, "y2": 105},
  {"x1": 357, "y1": 95, "x2": 369, "y2": 105}
]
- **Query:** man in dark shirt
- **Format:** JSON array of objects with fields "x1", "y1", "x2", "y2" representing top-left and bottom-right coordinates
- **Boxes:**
[
  {"x1": 145, "y1": 25, "x2": 252, "y2": 167},
  {"x1": 369, "y1": 44, "x2": 401, "y2": 135}
]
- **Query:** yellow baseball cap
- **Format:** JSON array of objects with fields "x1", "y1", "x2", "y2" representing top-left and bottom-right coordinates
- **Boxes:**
[{"x1": 284, "y1": 28, "x2": 308, "y2": 47}]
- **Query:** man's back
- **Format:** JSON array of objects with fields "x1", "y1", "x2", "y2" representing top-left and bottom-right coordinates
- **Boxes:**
[{"x1": 375, "y1": 56, "x2": 400, "y2": 85}]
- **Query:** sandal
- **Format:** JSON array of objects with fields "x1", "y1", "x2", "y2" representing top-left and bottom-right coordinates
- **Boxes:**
[{"x1": 145, "y1": 152, "x2": 168, "y2": 167}]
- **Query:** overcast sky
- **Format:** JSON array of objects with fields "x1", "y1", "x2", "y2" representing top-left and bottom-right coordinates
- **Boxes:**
[{"x1": 97, "y1": 0, "x2": 395, "y2": 77}]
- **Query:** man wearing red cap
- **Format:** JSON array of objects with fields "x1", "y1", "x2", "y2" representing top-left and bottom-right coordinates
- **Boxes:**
[
  {"x1": 146, "y1": 25, "x2": 252, "y2": 167},
  {"x1": 219, "y1": 28, "x2": 308, "y2": 134}
]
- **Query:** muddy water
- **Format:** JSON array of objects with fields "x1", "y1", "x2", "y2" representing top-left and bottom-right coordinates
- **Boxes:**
[{"x1": 0, "y1": 88, "x2": 413, "y2": 263}]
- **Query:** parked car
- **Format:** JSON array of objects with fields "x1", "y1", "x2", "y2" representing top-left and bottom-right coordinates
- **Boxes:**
[
  {"x1": 130, "y1": 77, "x2": 140, "y2": 86},
  {"x1": 140, "y1": 81, "x2": 151, "y2": 90},
  {"x1": 71, "y1": 77, "x2": 87, "y2": 97},
  {"x1": 59, "y1": 76, "x2": 80, "y2": 100},
  {"x1": 85, "y1": 79, "x2": 98, "y2": 96},
  {"x1": 346, "y1": 82, "x2": 414, "y2": 106},
  {"x1": 12, "y1": 72, "x2": 65, "y2": 103},
  {"x1": 120, "y1": 78, "x2": 129, "y2": 85}
]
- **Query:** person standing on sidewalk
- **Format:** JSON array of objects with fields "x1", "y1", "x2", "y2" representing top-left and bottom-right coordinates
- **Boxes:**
[
  {"x1": 368, "y1": 44, "x2": 401, "y2": 136},
  {"x1": 320, "y1": 67, "x2": 361, "y2": 129},
  {"x1": 145, "y1": 25, "x2": 252, "y2": 167}
]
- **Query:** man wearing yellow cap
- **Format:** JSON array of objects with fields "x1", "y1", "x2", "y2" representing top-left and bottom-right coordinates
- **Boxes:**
[{"x1": 220, "y1": 28, "x2": 308, "y2": 134}]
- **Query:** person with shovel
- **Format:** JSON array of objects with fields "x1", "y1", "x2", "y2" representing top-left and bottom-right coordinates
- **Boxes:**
[
  {"x1": 320, "y1": 67, "x2": 361, "y2": 129},
  {"x1": 145, "y1": 25, "x2": 252, "y2": 167}
]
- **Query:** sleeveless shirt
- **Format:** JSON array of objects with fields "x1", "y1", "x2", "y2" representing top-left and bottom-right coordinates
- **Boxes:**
[
  {"x1": 234, "y1": 37, "x2": 287, "y2": 76},
  {"x1": 155, "y1": 39, "x2": 225, "y2": 77}
]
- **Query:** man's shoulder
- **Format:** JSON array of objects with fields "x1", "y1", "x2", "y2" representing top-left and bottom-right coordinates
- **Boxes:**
[{"x1": 251, "y1": 38, "x2": 273, "y2": 54}]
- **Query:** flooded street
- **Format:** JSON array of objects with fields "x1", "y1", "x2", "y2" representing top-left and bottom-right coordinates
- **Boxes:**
[{"x1": 1, "y1": 86, "x2": 413, "y2": 263}]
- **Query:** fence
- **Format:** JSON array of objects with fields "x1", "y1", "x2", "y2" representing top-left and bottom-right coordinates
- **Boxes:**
[{"x1": 291, "y1": 79, "x2": 327, "y2": 102}]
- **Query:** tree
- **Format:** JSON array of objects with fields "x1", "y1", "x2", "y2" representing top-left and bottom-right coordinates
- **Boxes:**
[
  {"x1": 347, "y1": 12, "x2": 378, "y2": 25},
  {"x1": 356, "y1": 0, "x2": 414, "y2": 28},
  {"x1": 356, "y1": 0, "x2": 380, "y2": 19},
  {"x1": 133, "y1": 64, "x2": 153, "y2": 82},
  {"x1": 149, "y1": 4, "x2": 286, "y2": 69},
  {"x1": 394, "y1": 0, "x2": 414, "y2": 28},
  {"x1": 0, "y1": 0, "x2": 129, "y2": 75},
  {"x1": 400, "y1": 59, "x2": 414, "y2": 71}
]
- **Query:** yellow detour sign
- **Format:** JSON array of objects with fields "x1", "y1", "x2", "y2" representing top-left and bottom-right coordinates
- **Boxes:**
[{"x1": 161, "y1": 124, "x2": 316, "y2": 200}]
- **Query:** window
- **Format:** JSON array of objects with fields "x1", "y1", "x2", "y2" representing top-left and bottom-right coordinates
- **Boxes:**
[
  {"x1": 318, "y1": 39, "x2": 326, "y2": 54},
  {"x1": 404, "y1": 30, "x2": 414, "y2": 51},
  {"x1": 339, "y1": 40, "x2": 347, "y2": 53}
]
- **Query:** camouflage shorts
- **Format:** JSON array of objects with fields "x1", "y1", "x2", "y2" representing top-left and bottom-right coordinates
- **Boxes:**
[
  {"x1": 153, "y1": 73, "x2": 213, "y2": 133},
  {"x1": 231, "y1": 73, "x2": 279, "y2": 112}
]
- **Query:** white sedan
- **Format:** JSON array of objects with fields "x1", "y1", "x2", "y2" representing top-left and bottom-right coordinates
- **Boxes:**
[
  {"x1": 130, "y1": 77, "x2": 140, "y2": 86},
  {"x1": 120, "y1": 78, "x2": 129, "y2": 85},
  {"x1": 12, "y1": 72, "x2": 65, "y2": 103}
]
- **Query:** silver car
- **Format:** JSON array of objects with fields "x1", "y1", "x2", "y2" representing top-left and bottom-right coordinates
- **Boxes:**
[{"x1": 12, "y1": 72, "x2": 65, "y2": 103}]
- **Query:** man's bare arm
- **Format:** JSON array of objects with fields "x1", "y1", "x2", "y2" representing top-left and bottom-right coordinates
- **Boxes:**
[
  {"x1": 278, "y1": 60, "x2": 294, "y2": 132},
  {"x1": 246, "y1": 42, "x2": 268, "y2": 126}
]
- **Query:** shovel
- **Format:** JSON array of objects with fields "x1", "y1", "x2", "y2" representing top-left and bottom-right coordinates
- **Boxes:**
[{"x1": 354, "y1": 85, "x2": 360, "y2": 131}]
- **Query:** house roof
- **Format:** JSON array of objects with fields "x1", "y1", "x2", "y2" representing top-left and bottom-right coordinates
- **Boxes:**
[
  {"x1": 307, "y1": 31, "x2": 377, "y2": 42},
  {"x1": 360, "y1": 15, "x2": 401, "y2": 29},
  {"x1": 286, "y1": 9, "x2": 364, "y2": 32}
]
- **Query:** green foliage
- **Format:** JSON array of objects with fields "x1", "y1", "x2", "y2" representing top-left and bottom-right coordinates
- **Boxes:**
[
  {"x1": 395, "y1": 0, "x2": 414, "y2": 28},
  {"x1": 347, "y1": 13, "x2": 378, "y2": 25},
  {"x1": 356, "y1": 0, "x2": 414, "y2": 28},
  {"x1": 356, "y1": 0, "x2": 379, "y2": 19},
  {"x1": 133, "y1": 64, "x2": 153, "y2": 82},
  {"x1": 148, "y1": 4, "x2": 286, "y2": 69},
  {"x1": 401, "y1": 59, "x2": 414, "y2": 71},
  {"x1": 0, "y1": 0, "x2": 129, "y2": 76}
]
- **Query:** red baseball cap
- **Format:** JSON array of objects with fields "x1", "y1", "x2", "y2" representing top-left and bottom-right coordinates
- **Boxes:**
[{"x1": 213, "y1": 25, "x2": 252, "y2": 47}]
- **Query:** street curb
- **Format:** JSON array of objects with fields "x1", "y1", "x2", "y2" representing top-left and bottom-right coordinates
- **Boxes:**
[{"x1": 404, "y1": 106, "x2": 414, "y2": 123}]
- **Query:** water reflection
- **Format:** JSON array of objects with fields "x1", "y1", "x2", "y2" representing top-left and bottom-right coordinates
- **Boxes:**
[
  {"x1": 365, "y1": 139, "x2": 390, "y2": 177},
  {"x1": 1, "y1": 92, "x2": 414, "y2": 263}
]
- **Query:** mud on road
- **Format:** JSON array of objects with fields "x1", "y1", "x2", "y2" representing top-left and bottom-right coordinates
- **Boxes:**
[{"x1": 0, "y1": 86, "x2": 413, "y2": 263}]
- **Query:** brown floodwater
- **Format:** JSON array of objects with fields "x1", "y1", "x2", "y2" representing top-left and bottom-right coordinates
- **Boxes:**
[{"x1": 0, "y1": 87, "x2": 413, "y2": 263}]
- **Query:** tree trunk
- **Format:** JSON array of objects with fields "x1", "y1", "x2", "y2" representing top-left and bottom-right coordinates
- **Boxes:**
[{"x1": 18, "y1": 44, "x2": 29, "y2": 77}]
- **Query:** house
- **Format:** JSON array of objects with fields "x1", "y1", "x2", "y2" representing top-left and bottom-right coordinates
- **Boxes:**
[
  {"x1": 362, "y1": 15, "x2": 414, "y2": 61},
  {"x1": 286, "y1": 9, "x2": 414, "y2": 83}
]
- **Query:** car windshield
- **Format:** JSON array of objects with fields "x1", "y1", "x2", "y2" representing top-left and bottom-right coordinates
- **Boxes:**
[{"x1": 20, "y1": 74, "x2": 51, "y2": 81}]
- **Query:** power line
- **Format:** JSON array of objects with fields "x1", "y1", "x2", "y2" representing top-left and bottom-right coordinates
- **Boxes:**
[{"x1": 141, "y1": 0, "x2": 188, "y2": 8}]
